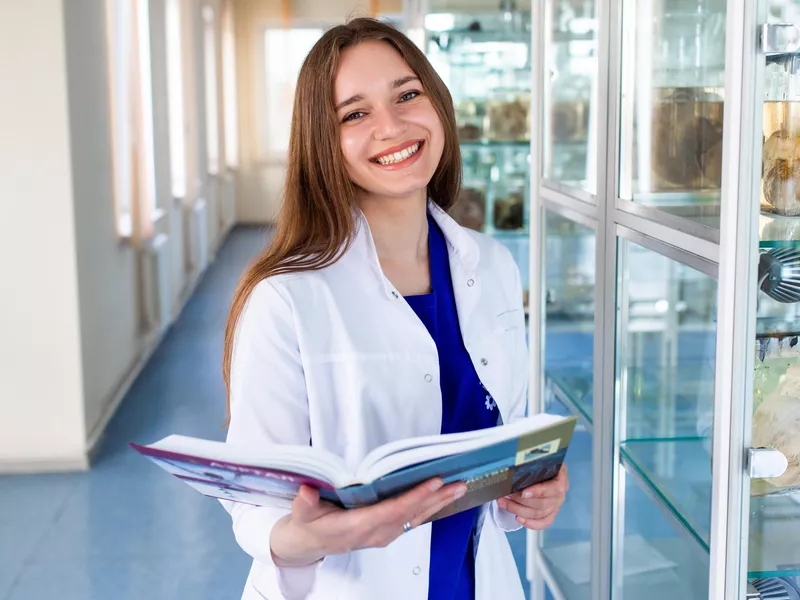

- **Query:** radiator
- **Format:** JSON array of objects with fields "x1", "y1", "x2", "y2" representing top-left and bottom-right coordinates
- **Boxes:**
[
  {"x1": 184, "y1": 198, "x2": 209, "y2": 274},
  {"x1": 140, "y1": 233, "x2": 171, "y2": 334},
  {"x1": 221, "y1": 170, "x2": 236, "y2": 231}
]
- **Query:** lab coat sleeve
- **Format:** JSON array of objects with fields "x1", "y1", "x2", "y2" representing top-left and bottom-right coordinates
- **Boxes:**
[
  {"x1": 220, "y1": 279, "x2": 321, "y2": 585},
  {"x1": 490, "y1": 252, "x2": 527, "y2": 532}
]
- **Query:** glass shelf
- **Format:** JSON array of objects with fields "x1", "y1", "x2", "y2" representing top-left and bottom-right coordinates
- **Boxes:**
[
  {"x1": 759, "y1": 211, "x2": 800, "y2": 248},
  {"x1": 620, "y1": 438, "x2": 800, "y2": 578},
  {"x1": 622, "y1": 192, "x2": 721, "y2": 227},
  {"x1": 623, "y1": 361, "x2": 715, "y2": 441},
  {"x1": 486, "y1": 227, "x2": 528, "y2": 238},
  {"x1": 429, "y1": 28, "x2": 532, "y2": 47},
  {"x1": 620, "y1": 439, "x2": 711, "y2": 551},
  {"x1": 460, "y1": 140, "x2": 530, "y2": 148},
  {"x1": 759, "y1": 240, "x2": 800, "y2": 248},
  {"x1": 546, "y1": 365, "x2": 593, "y2": 427},
  {"x1": 756, "y1": 317, "x2": 800, "y2": 339}
]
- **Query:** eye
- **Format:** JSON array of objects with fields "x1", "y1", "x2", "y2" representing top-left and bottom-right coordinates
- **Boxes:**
[
  {"x1": 399, "y1": 90, "x2": 421, "y2": 102},
  {"x1": 342, "y1": 111, "x2": 366, "y2": 123}
]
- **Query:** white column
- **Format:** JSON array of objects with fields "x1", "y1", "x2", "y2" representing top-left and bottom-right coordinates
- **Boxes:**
[{"x1": 0, "y1": 0, "x2": 87, "y2": 470}]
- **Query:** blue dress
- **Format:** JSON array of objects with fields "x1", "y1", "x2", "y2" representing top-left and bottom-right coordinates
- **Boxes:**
[{"x1": 404, "y1": 215, "x2": 499, "y2": 600}]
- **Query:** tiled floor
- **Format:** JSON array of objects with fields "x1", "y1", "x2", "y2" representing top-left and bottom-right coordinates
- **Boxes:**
[{"x1": 0, "y1": 226, "x2": 536, "y2": 600}]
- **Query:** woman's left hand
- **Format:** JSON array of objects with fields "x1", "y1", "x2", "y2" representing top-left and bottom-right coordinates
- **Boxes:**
[{"x1": 496, "y1": 464, "x2": 569, "y2": 530}]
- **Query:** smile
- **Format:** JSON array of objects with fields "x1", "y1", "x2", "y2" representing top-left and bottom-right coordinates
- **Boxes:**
[{"x1": 371, "y1": 141, "x2": 424, "y2": 166}]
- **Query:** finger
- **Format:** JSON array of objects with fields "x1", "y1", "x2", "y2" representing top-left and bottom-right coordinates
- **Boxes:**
[
  {"x1": 291, "y1": 485, "x2": 339, "y2": 523},
  {"x1": 519, "y1": 509, "x2": 559, "y2": 531},
  {"x1": 512, "y1": 466, "x2": 569, "y2": 501},
  {"x1": 503, "y1": 494, "x2": 563, "y2": 512},
  {"x1": 352, "y1": 481, "x2": 465, "y2": 549},
  {"x1": 557, "y1": 464, "x2": 569, "y2": 491},
  {"x1": 371, "y1": 478, "x2": 448, "y2": 521},
  {"x1": 497, "y1": 496, "x2": 562, "y2": 521},
  {"x1": 356, "y1": 478, "x2": 449, "y2": 533},
  {"x1": 407, "y1": 482, "x2": 467, "y2": 529}
]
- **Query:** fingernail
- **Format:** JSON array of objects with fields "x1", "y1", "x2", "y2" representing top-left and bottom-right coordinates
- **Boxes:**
[
  {"x1": 428, "y1": 479, "x2": 444, "y2": 492},
  {"x1": 453, "y1": 485, "x2": 467, "y2": 500},
  {"x1": 516, "y1": 516, "x2": 527, "y2": 525},
  {"x1": 522, "y1": 490, "x2": 533, "y2": 499},
  {"x1": 497, "y1": 499, "x2": 507, "y2": 510}
]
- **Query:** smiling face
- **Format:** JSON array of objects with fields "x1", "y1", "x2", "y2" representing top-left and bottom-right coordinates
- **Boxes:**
[{"x1": 334, "y1": 40, "x2": 446, "y2": 203}]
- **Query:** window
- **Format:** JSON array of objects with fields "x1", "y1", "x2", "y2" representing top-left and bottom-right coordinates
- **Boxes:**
[
  {"x1": 106, "y1": 0, "x2": 157, "y2": 241},
  {"x1": 165, "y1": 0, "x2": 187, "y2": 198},
  {"x1": 262, "y1": 28, "x2": 323, "y2": 158},
  {"x1": 203, "y1": 6, "x2": 220, "y2": 174},
  {"x1": 221, "y1": 1, "x2": 239, "y2": 169}
]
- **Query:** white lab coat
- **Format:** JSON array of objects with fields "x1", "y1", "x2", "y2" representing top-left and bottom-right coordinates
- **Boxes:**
[{"x1": 223, "y1": 201, "x2": 528, "y2": 600}]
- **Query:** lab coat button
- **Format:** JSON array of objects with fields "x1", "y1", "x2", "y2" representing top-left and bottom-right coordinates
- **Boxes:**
[
  {"x1": 424, "y1": 374, "x2": 433, "y2": 382},
  {"x1": 413, "y1": 566, "x2": 421, "y2": 575},
  {"x1": 391, "y1": 291, "x2": 399, "y2": 299},
  {"x1": 480, "y1": 358, "x2": 488, "y2": 366},
  {"x1": 467, "y1": 279, "x2": 475, "y2": 287}
]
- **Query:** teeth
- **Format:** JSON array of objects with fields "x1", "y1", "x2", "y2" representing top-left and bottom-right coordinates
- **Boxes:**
[{"x1": 376, "y1": 142, "x2": 420, "y2": 165}]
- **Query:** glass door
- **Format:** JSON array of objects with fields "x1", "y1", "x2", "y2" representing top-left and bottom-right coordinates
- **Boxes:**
[
  {"x1": 531, "y1": 1, "x2": 602, "y2": 599},
  {"x1": 610, "y1": 0, "x2": 729, "y2": 598},
  {"x1": 724, "y1": 2, "x2": 800, "y2": 599}
]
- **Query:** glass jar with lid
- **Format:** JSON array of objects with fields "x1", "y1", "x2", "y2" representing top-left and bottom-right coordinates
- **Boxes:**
[
  {"x1": 762, "y1": 53, "x2": 800, "y2": 217},
  {"x1": 644, "y1": 0, "x2": 727, "y2": 193},
  {"x1": 485, "y1": 90, "x2": 531, "y2": 142}
]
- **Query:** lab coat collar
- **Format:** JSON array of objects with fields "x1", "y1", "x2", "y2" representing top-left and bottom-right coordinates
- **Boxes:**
[{"x1": 349, "y1": 199, "x2": 480, "y2": 299}]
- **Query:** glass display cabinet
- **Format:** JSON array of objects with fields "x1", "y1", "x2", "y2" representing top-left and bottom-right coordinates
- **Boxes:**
[
  {"x1": 525, "y1": 0, "x2": 800, "y2": 599},
  {"x1": 424, "y1": 3, "x2": 533, "y2": 299}
]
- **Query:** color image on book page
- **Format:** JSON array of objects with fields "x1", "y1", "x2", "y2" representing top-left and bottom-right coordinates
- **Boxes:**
[
  {"x1": 174, "y1": 474, "x2": 275, "y2": 506},
  {"x1": 157, "y1": 457, "x2": 303, "y2": 501}
]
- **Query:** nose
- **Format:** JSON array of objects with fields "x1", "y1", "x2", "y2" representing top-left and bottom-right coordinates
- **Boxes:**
[{"x1": 372, "y1": 104, "x2": 408, "y2": 141}]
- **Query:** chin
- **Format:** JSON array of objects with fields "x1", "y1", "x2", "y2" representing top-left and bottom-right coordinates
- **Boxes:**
[{"x1": 372, "y1": 182, "x2": 431, "y2": 201}]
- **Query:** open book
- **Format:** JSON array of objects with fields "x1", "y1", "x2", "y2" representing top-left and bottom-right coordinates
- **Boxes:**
[{"x1": 131, "y1": 413, "x2": 577, "y2": 521}]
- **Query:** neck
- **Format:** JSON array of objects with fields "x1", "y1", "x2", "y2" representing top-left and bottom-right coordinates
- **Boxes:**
[{"x1": 356, "y1": 189, "x2": 429, "y2": 265}]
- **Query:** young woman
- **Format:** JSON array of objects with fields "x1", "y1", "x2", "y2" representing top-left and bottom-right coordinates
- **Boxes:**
[{"x1": 221, "y1": 17, "x2": 569, "y2": 600}]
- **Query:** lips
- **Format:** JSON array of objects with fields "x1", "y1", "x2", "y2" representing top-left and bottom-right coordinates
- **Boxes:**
[{"x1": 369, "y1": 140, "x2": 425, "y2": 165}]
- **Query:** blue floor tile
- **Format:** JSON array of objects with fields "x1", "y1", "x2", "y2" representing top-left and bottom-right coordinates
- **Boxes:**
[{"x1": 0, "y1": 473, "x2": 81, "y2": 598}]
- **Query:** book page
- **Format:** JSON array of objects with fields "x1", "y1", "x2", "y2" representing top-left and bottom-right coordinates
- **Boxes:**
[
  {"x1": 356, "y1": 413, "x2": 566, "y2": 483},
  {"x1": 132, "y1": 435, "x2": 353, "y2": 489}
]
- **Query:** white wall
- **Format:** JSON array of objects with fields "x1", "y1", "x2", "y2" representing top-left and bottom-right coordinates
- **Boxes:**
[
  {"x1": 0, "y1": 0, "x2": 87, "y2": 467},
  {"x1": 62, "y1": 0, "x2": 142, "y2": 441}
]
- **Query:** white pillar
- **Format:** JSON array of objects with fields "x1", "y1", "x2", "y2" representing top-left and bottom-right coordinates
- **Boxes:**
[{"x1": 0, "y1": 0, "x2": 88, "y2": 470}]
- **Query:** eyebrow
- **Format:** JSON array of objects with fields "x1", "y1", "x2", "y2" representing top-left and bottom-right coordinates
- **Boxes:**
[{"x1": 334, "y1": 75, "x2": 421, "y2": 111}]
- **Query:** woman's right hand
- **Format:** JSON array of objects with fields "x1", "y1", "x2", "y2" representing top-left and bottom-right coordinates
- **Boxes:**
[{"x1": 270, "y1": 478, "x2": 467, "y2": 567}]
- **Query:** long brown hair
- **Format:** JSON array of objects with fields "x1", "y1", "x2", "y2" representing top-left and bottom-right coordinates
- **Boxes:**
[{"x1": 223, "y1": 18, "x2": 461, "y2": 420}]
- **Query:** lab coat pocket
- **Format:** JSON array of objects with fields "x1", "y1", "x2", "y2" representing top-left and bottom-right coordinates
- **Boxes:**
[{"x1": 494, "y1": 308, "x2": 523, "y2": 335}]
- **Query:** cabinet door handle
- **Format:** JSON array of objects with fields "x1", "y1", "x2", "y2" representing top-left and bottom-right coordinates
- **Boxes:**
[
  {"x1": 747, "y1": 447, "x2": 788, "y2": 479},
  {"x1": 761, "y1": 23, "x2": 800, "y2": 54}
]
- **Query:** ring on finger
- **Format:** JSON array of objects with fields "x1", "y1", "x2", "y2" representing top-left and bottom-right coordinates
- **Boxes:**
[{"x1": 402, "y1": 521, "x2": 413, "y2": 533}]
